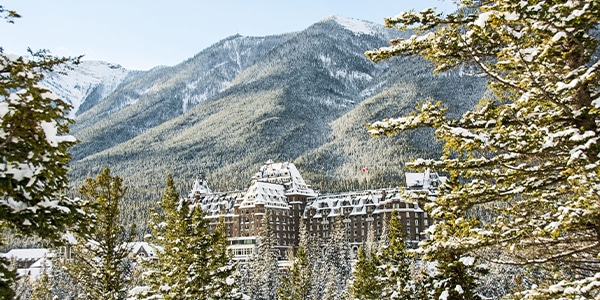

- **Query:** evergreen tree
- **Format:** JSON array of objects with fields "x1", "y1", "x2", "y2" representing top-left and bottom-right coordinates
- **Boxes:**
[
  {"x1": 318, "y1": 217, "x2": 351, "y2": 299},
  {"x1": 321, "y1": 268, "x2": 338, "y2": 300},
  {"x1": 378, "y1": 211, "x2": 413, "y2": 299},
  {"x1": 364, "y1": 221, "x2": 377, "y2": 255},
  {"x1": 278, "y1": 219, "x2": 313, "y2": 300},
  {"x1": 140, "y1": 173, "x2": 239, "y2": 300},
  {"x1": 0, "y1": 5, "x2": 83, "y2": 296},
  {"x1": 12, "y1": 275, "x2": 32, "y2": 300},
  {"x1": 30, "y1": 259, "x2": 51, "y2": 300},
  {"x1": 49, "y1": 257, "x2": 81, "y2": 300},
  {"x1": 66, "y1": 168, "x2": 132, "y2": 300},
  {"x1": 308, "y1": 236, "x2": 325, "y2": 300},
  {"x1": 377, "y1": 213, "x2": 390, "y2": 255},
  {"x1": 243, "y1": 210, "x2": 280, "y2": 300},
  {"x1": 349, "y1": 246, "x2": 382, "y2": 300},
  {"x1": 365, "y1": 0, "x2": 600, "y2": 298},
  {"x1": 278, "y1": 244, "x2": 312, "y2": 300}
]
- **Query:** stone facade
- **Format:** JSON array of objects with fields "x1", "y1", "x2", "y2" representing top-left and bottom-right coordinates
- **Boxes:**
[{"x1": 190, "y1": 161, "x2": 444, "y2": 260}]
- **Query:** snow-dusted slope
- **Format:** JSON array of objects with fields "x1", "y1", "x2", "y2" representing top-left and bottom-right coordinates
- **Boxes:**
[
  {"x1": 42, "y1": 61, "x2": 133, "y2": 117},
  {"x1": 324, "y1": 15, "x2": 381, "y2": 35}
]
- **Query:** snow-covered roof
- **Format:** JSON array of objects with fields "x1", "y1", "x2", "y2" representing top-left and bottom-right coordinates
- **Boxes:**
[
  {"x1": 405, "y1": 169, "x2": 447, "y2": 194},
  {"x1": 252, "y1": 161, "x2": 317, "y2": 197},
  {"x1": 127, "y1": 242, "x2": 160, "y2": 257},
  {"x1": 196, "y1": 191, "x2": 244, "y2": 217},
  {"x1": 2, "y1": 248, "x2": 48, "y2": 261},
  {"x1": 304, "y1": 187, "x2": 427, "y2": 219},
  {"x1": 306, "y1": 190, "x2": 384, "y2": 218},
  {"x1": 189, "y1": 177, "x2": 212, "y2": 198},
  {"x1": 239, "y1": 181, "x2": 289, "y2": 209}
]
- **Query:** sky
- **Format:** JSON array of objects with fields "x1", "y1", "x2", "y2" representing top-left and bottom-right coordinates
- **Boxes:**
[{"x1": 1, "y1": 0, "x2": 457, "y2": 71}]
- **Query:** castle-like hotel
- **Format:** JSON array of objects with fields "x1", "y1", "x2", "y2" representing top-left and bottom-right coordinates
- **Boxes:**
[{"x1": 189, "y1": 161, "x2": 444, "y2": 260}]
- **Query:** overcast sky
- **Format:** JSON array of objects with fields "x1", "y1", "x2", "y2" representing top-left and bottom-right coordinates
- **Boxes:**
[{"x1": 1, "y1": 0, "x2": 457, "y2": 70}]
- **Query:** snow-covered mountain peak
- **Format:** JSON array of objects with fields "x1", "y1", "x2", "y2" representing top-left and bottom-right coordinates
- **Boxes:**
[
  {"x1": 42, "y1": 60, "x2": 133, "y2": 117},
  {"x1": 324, "y1": 15, "x2": 380, "y2": 35}
]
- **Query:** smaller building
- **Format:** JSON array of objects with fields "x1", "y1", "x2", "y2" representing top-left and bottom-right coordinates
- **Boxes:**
[
  {"x1": 2, "y1": 248, "x2": 49, "y2": 279},
  {"x1": 127, "y1": 242, "x2": 160, "y2": 258}
]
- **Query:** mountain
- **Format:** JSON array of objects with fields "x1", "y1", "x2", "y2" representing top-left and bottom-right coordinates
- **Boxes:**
[
  {"x1": 56, "y1": 16, "x2": 487, "y2": 227},
  {"x1": 68, "y1": 33, "x2": 293, "y2": 161},
  {"x1": 42, "y1": 61, "x2": 140, "y2": 117}
]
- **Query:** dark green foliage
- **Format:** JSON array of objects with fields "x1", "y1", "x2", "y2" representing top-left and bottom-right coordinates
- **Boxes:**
[
  {"x1": 278, "y1": 245, "x2": 312, "y2": 300},
  {"x1": 0, "y1": 5, "x2": 20, "y2": 23},
  {"x1": 140, "y1": 173, "x2": 238, "y2": 300},
  {"x1": 350, "y1": 246, "x2": 382, "y2": 300},
  {"x1": 0, "y1": 49, "x2": 83, "y2": 241},
  {"x1": 378, "y1": 211, "x2": 413, "y2": 299},
  {"x1": 366, "y1": 0, "x2": 600, "y2": 298},
  {"x1": 278, "y1": 220, "x2": 314, "y2": 300},
  {"x1": 65, "y1": 168, "x2": 132, "y2": 300}
]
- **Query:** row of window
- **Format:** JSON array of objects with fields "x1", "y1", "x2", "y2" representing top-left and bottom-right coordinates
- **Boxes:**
[{"x1": 229, "y1": 248, "x2": 254, "y2": 256}]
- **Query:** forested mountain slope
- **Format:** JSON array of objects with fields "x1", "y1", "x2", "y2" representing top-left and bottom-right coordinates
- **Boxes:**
[
  {"x1": 69, "y1": 33, "x2": 293, "y2": 161},
  {"x1": 63, "y1": 16, "x2": 487, "y2": 210}
]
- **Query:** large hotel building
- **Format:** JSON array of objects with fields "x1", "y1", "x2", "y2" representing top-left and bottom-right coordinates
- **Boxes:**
[{"x1": 189, "y1": 161, "x2": 444, "y2": 260}]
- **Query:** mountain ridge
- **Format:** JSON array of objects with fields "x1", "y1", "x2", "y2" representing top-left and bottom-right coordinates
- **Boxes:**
[{"x1": 57, "y1": 16, "x2": 486, "y2": 213}]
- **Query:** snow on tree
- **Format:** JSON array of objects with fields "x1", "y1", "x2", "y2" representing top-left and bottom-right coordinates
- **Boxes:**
[
  {"x1": 241, "y1": 210, "x2": 281, "y2": 300},
  {"x1": 65, "y1": 168, "x2": 132, "y2": 300},
  {"x1": 377, "y1": 211, "x2": 413, "y2": 299},
  {"x1": 30, "y1": 258, "x2": 51, "y2": 300},
  {"x1": 0, "y1": 5, "x2": 84, "y2": 297},
  {"x1": 364, "y1": 221, "x2": 377, "y2": 255},
  {"x1": 315, "y1": 217, "x2": 352, "y2": 300},
  {"x1": 377, "y1": 213, "x2": 389, "y2": 255},
  {"x1": 278, "y1": 220, "x2": 313, "y2": 300},
  {"x1": 365, "y1": 0, "x2": 600, "y2": 298},
  {"x1": 49, "y1": 254, "x2": 82, "y2": 300},
  {"x1": 320, "y1": 268, "x2": 339, "y2": 300},
  {"x1": 136, "y1": 173, "x2": 240, "y2": 300},
  {"x1": 278, "y1": 244, "x2": 312, "y2": 300},
  {"x1": 349, "y1": 246, "x2": 382, "y2": 300}
]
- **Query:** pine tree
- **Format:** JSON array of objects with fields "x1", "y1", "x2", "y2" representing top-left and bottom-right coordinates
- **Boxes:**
[
  {"x1": 49, "y1": 257, "x2": 81, "y2": 300},
  {"x1": 278, "y1": 244, "x2": 312, "y2": 300},
  {"x1": 66, "y1": 168, "x2": 132, "y2": 300},
  {"x1": 365, "y1": 1, "x2": 600, "y2": 298},
  {"x1": 243, "y1": 210, "x2": 280, "y2": 300},
  {"x1": 12, "y1": 275, "x2": 32, "y2": 300},
  {"x1": 0, "y1": 6, "x2": 83, "y2": 296},
  {"x1": 321, "y1": 268, "x2": 338, "y2": 300},
  {"x1": 141, "y1": 173, "x2": 239, "y2": 300},
  {"x1": 30, "y1": 259, "x2": 51, "y2": 300},
  {"x1": 277, "y1": 219, "x2": 313, "y2": 300},
  {"x1": 350, "y1": 246, "x2": 382, "y2": 300},
  {"x1": 364, "y1": 221, "x2": 377, "y2": 255},
  {"x1": 378, "y1": 211, "x2": 413, "y2": 299},
  {"x1": 318, "y1": 217, "x2": 351, "y2": 299},
  {"x1": 377, "y1": 213, "x2": 390, "y2": 255}
]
